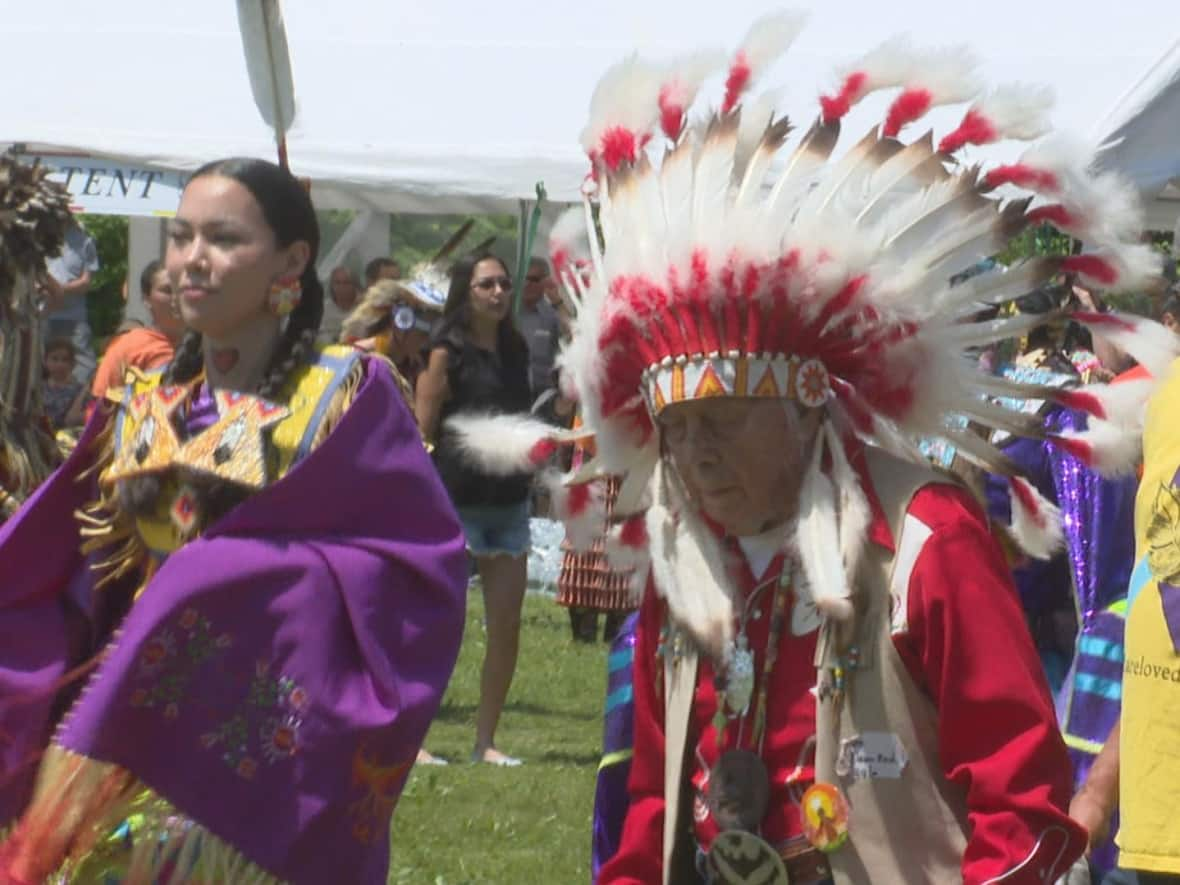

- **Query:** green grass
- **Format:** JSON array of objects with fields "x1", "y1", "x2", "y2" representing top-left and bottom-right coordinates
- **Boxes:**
[{"x1": 388, "y1": 591, "x2": 612, "y2": 884}]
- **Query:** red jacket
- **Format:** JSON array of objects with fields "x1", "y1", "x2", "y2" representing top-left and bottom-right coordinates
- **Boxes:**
[{"x1": 599, "y1": 480, "x2": 1085, "y2": 884}]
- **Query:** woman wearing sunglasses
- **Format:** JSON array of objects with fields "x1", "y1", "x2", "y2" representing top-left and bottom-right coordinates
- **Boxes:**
[{"x1": 417, "y1": 252, "x2": 532, "y2": 766}]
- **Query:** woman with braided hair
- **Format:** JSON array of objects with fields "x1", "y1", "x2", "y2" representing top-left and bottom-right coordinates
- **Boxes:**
[{"x1": 0, "y1": 158, "x2": 468, "y2": 883}]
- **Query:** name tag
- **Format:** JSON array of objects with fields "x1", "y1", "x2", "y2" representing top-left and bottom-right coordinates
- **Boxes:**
[{"x1": 836, "y1": 732, "x2": 909, "y2": 780}]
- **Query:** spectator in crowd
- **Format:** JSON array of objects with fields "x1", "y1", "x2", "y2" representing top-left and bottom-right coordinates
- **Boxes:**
[
  {"x1": 416, "y1": 252, "x2": 532, "y2": 766},
  {"x1": 1160, "y1": 289, "x2": 1180, "y2": 333},
  {"x1": 41, "y1": 338, "x2": 87, "y2": 429},
  {"x1": 1105, "y1": 348, "x2": 1180, "y2": 883},
  {"x1": 91, "y1": 260, "x2": 183, "y2": 399},
  {"x1": 364, "y1": 256, "x2": 401, "y2": 286},
  {"x1": 516, "y1": 257, "x2": 565, "y2": 398},
  {"x1": 317, "y1": 264, "x2": 361, "y2": 345},
  {"x1": 44, "y1": 218, "x2": 99, "y2": 386},
  {"x1": 341, "y1": 277, "x2": 444, "y2": 389}
]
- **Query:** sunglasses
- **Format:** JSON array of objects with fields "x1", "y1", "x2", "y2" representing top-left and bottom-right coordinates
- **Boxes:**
[
  {"x1": 472, "y1": 275, "x2": 512, "y2": 292},
  {"x1": 525, "y1": 274, "x2": 545, "y2": 283}
]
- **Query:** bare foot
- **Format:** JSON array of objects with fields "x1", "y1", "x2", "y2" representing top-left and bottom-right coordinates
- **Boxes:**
[
  {"x1": 416, "y1": 748, "x2": 448, "y2": 766},
  {"x1": 471, "y1": 746, "x2": 522, "y2": 767}
]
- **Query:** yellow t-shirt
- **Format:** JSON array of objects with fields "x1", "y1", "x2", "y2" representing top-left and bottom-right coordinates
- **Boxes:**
[{"x1": 1118, "y1": 357, "x2": 1180, "y2": 874}]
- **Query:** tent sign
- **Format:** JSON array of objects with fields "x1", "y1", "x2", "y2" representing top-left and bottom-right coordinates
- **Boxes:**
[{"x1": 18, "y1": 154, "x2": 186, "y2": 217}]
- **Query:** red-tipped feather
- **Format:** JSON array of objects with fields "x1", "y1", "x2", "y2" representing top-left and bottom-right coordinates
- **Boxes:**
[
  {"x1": 1008, "y1": 476, "x2": 1063, "y2": 560},
  {"x1": 983, "y1": 164, "x2": 1060, "y2": 193},
  {"x1": 1025, "y1": 204, "x2": 1076, "y2": 229},
  {"x1": 1062, "y1": 255, "x2": 1118, "y2": 287},
  {"x1": 820, "y1": 72, "x2": 867, "y2": 121},
  {"x1": 938, "y1": 109, "x2": 996, "y2": 153},
  {"x1": 722, "y1": 54, "x2": 752, "y2": 115},
  {"x1": 882, "y1": 88, "x2": 933, "y2": 137}
]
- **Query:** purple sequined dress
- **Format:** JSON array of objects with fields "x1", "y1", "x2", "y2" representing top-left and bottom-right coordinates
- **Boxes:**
[{"x1": 986, "y1": 403, "x2": 1137, "y2": 875}]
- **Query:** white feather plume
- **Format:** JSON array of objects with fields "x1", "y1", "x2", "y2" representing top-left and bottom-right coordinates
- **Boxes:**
[
  {"x1": 541, "y1": 471, "x2": 607, "y2": 551},
  {"x1": 794, "y1": 435, "x2": 854, "y2": 620},
  {"x1": 580, "y1": 55, "x2": 664, "y2": 157},
  {"x1": 833, "y1": 34, "x2": 916, "y2": 98},
  {"x1": 1055, "y1": 420, "x2": 1144, "y2": 477},
  {"x1": 733, "y1": 10, "x2": 808, "y2": 83},
  {"x1": 1074, "y1": 311, "x2": 1180, "y2": 378},
  {"x1": 646, "y1": 459, "x2": 737, "y2": 657},
  {"x1": 236, "y1": 0, "x2": 297, "y2": 162},
  {"x1": 907, "y1": 46, "x2": 982, "y2": 105},
  {"x1": 443, "y1": 412, "x2": 562, "y2": 475},
  {"x1": 972, "y1": 83, "x2": 1055, "y2": 141},
  {"x1": 1008, "y1": 477, "x2": 1064, "y2": 561}
]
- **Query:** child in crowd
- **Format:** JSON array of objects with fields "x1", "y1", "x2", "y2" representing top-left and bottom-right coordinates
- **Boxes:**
[{"x1": 41, "y1": 338, "x2": 87, "y2": 429}]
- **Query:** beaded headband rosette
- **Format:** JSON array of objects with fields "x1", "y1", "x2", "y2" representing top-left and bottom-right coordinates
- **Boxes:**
[{"x1": 447, "y1": 12, "x2": 1179, "y2": 650}]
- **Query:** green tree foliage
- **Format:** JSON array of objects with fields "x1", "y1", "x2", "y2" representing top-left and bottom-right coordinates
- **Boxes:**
[
  {"x1": 79, "y1": 214, "x2": 129, "y2": 341},
  {"x1": 389, "y1": 213, "x2": 519, "y2": 272}
]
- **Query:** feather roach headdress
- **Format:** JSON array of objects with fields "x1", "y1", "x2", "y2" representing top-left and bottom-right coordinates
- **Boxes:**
[
  {"x1": 447, "y1": 12, "x2": 1178, "y2": 649},
  {"x1": 0, "y1": 152, "x2": 72, "y2": 519},
  {"x1": 339, "y1": 220, "x2": 477, "y2": 342}
]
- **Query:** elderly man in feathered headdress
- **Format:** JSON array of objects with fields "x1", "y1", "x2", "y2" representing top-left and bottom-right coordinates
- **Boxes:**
[{"x1": 449, "y1": 12, "x2": 1178, "y2": 884}]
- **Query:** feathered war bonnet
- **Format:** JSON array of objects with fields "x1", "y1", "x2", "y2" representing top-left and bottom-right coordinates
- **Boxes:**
[
  {"x1": 447, "y1": 12, "x2": 1179, "y2": 653},
  {"x1": 0, "y1": 152, "x2": 73, "y2": 517}
]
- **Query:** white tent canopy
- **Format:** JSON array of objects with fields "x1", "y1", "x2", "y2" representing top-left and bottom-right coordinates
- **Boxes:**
[
  {"x1": 2, "y1": 0, "x2": 1177, "y2": 217},
  {"x1": 1093, "y1": 39, "x2": 1180, "y2": 234}
]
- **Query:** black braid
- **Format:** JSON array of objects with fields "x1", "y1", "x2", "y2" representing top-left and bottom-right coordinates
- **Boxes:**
[
  {"x1": 257, "y1": 263, "x2": 324, "y2": 400},
  {"x1": 164, "y1": 329, "x2": 205, "y2": 384}
]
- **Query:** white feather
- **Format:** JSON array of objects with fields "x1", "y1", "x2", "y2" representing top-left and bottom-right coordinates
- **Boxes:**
[
  {"x1": 580, "y1": 55, "x2": 664, "y2": 156},
  {"x1": 794, "y1": 435, "x2": 853, "y2": 620},
  {"x1": 1074, "y1": 312, "x2": 1180, "y2": 378},
  {"x1": 443, "y1": 412, "x2": 561, "y2": 475},
  {"x1": 734, "y1": 10, "x2": 808, "y2": 81},
  {"x1": 833, "y1": 34, "x2": 915, "y2": 98},
  {"x1": 1008, "y1": 477, "x2": 1064, "y2": 560},
  {"x1": 691, "y1": 116, "x2": 739, "y2": 248},
  {"x1": 236, "y1": 0, "x2": 297, "y2": 142},
  {"x1": 972, "y1": 84, "x2": 1055, "y2": 141},
  {"x1": 540, "y1": 472, "x2": 607, "y2": 551},
  {"x1": 659, "y1": 51, "x2": 727, "y2": 128},
  {"x1": 645, "y1": 459, "x2": 736, "y2": 656},
  {"x1": 1055, "y1": 420, "x2": 1143, "y2": 477},
  {"x1": 823, "y1": 421, "x2": 871, "y2": 581},
  {"x1": 905, "y1": 46, "x2": 982, "y2": 105},
  {"x1": 1069, "y1": 379, "x2": 1154, "y2": 427}
]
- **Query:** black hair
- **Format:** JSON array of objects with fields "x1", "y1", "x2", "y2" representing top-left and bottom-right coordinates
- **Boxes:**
[
  {"x1": 1161, "y1": 291, "x2": 1180, "y2": 320},
  {"x1": 364, "y1": 256, "x2": 399, "y2": 286},
  {"x1": 123, "y1": 157, "x2": 323, "y2": 524},
  {"x1": 139, "y1": 259, "x2": 165, "y2": 298},
  {"x1": 433, "y1": 251, "x2": 527, "y2": 369},
  {"x1": 44, "y1": 337, "x2": 75, "y2": 360}
]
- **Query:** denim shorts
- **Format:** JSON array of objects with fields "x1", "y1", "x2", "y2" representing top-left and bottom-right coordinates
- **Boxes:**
[{"x1": 457, "y1": 500, "x2": 531, "y2": 558}]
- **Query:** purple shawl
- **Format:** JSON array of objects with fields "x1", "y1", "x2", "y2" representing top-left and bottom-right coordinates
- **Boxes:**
[{"x1": 0, "y1": 358, "x2": 468, "y2": 883}]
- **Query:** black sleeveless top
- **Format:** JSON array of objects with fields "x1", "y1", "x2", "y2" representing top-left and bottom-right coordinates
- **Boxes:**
[{"x1": 432, "y1": 334, "x2": 533, "y2": 508}]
